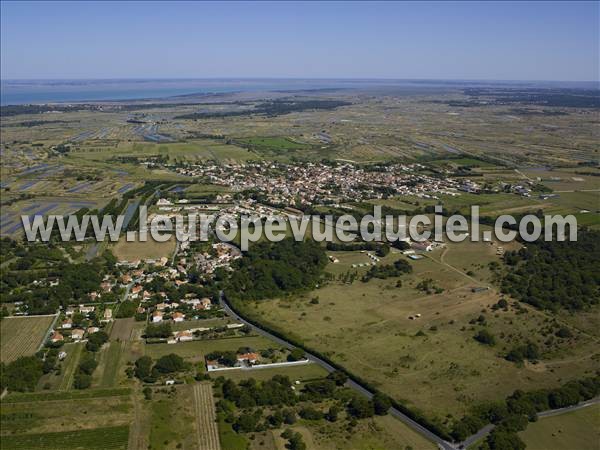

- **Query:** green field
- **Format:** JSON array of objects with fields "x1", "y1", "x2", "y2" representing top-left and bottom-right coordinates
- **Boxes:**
[
  {"x1": 237, "y1": 136, "x2": 311, "y2": 151},
  {"x1": 95, "y1": 341, "x2": 125, "y2": 388},
  {"x1": 0, "y1": 393, "x2": 132, "y2": 441},
  {"x1": 0, "y1": 425, "x2": 129, "y2": 450},
  {"x1": 170, "y1": 317, "x2": 230, "y2": 331},
  {"x1": 218, "y1": 415, "x2": 249, "y2": 450},
  {"x1": 430, "y1": 157, "x2": 497, "y2": 168},
  {"x1": 219, "y1": 361, "x2": 329, "y2": 383},
  {"x1": 37, "y1": 342, "x2": 83, "y2": 391},
  {"x1": 252, "y1": 413, "x2": 437, "y2": 450},
  {"x1": 144, "y1": 335, "x2": 276, "y2": 360},
  {"x1": 111, "y1": 235, "x2": 176, "y2": 262},
  {"x1": 519, "y1": 404, "x2": 600, "y2": 450},
  {"x1": 70, "y1": 139, "x2": 256, "y2": 163},
  {"x1": 237, "y1": 244, "x2": 599, "y2": 424},
  {"x1": 1, "y1": 387, "x2": 131, "y2": 404},
  {"x1": 147, "y1": 385, "x2": 199, "y2": 450}
]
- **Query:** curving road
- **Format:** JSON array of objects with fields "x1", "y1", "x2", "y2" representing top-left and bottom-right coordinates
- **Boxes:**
[{"x1": 218, "y1": 291, "x2": 456, "y2": 450}]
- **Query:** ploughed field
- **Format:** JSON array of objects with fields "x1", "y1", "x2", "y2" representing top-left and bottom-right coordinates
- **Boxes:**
[{"x1": 0, "y1": 316, "x2": 55, "y2": 363}]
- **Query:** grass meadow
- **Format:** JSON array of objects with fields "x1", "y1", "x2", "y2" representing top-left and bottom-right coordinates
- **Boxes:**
[
  {"x1": 519, "y1": 404, "x2": 600, "y2": 450},
  {"x1": 238, "y1": 242, "x2": 599, "y2": 425}
]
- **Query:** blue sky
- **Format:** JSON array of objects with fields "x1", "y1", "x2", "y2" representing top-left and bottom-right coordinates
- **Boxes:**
[{"x1": 1, "y1": 1, "x2": 598, "y2": 81}]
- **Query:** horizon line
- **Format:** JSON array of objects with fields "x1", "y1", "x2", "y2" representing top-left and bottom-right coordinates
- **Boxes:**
[{"x1": 2, "y1": 77, "x2": 599, "y2": 84}]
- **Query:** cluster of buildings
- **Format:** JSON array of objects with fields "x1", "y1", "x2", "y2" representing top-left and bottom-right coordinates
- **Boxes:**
[
  {"x1": 154, "y1": 161, "x2": 464, "y2": 206},
  {"x1": 50, "y1": 303, "x2": 111, "y2": 344},
  {"x1": 166, "y1": 322, "x2": 246, "y2": 344},
  {"x1": 206, "y1": 351, "x2": 260, "y2": 371},
  {"x1": 149, "y1": 296, "x2": 213, "y2": 323}
]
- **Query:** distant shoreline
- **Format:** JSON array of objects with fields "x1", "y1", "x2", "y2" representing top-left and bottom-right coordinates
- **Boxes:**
[{"x1": 2, "y1": 78, "x2": 597, "y2": 106}]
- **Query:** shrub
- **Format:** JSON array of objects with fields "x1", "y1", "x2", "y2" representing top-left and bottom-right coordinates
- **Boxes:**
[{"x1": 474, "y1": 329, "x2": 496, "y2": 346}]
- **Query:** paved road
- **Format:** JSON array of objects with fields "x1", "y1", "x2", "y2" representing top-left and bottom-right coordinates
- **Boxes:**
[
  {"x1": 121, "y1": 277, "x2": 140, "y2": 302},
  {"x1": 37, "y1": 312, "x2": 60, "y2": 352},
  {"x1": 538, "y1": 396, "x2": 600, "y2": 418},
  {"x1": 218, "y1": 292, "x2": 456, "y2": 450},
  {"x1": 459, "y1": 424, "x2": 494, "y2": 449}
]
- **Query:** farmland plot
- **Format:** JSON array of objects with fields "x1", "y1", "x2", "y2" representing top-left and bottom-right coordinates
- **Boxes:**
[
  {"x1": 0, "y1": 316, "x2": 55, "y2": 363},
  {"x1": 193, "y1": 383, "x2": 221, "y2": 450},
  {"x1": 0, "y1": 425, "x2": 129, "y2": 450}
]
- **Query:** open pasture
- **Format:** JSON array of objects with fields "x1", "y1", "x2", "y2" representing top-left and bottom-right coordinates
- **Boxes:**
[
  {"x1": 429, "y1": 157, "x2": 497, "y2": 168},
  {"x1": 147, "y1": 384, "x2": 200, "y2": 450},
  {"x1": 93, "y1": 341, "x2": 125, "y2": 388},
  {"x1": 1, "y1": 387, "x2": 131, "y2": 404},
  {"x1": 519, "y1": 404, "x2": 600, "y2": 450},
  {"x1": 267, "y1": 414, "x2": 436, "y2": 450},
  {"x1": 0, "y1": 316, "x2": 55, "y2": 363},
  {"x1": 0, "y1": 425, "x2": 129, "y2": 450},
  {"x1": 111, "y1": 235, "x2": 176, "y2": 262},
  {"x1": 236, "y1": 136, "x2": 311, "y2": 151},
  {"x1": 219, "y1": 361, "x2": 329, "y2": 383},
  {"x1": 71, "y1": 139, "x2": 255, "y2": 163},
  {"x1": 0, "y1": 394, "x2": 132, "y2": 436},
  {"x1": 170, "y1": 317, "x2": 231, "y2": 331},
  {"x1": 110, "y1": 318, "x2": 135, "y2": 341},
  {"x1": 144, "y1": 335, "x2": 276, "y2": 361},
  {"x1": 519, "y1": 167, "x2": 600, "y2": 191},
  {"x1": 35, "y1": 342, "x2": 83, "y2": 391},
  {"x1": 241, "y1": 245, "x2": 599, "y2": 423}
]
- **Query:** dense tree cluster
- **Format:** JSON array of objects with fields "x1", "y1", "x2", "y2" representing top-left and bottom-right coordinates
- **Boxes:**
[
  {"x1": 301, "y1": 379, "x2": 336, "y2": 401},
  {"x1": 144, "y1": 323, "x2": 173, "y2": 339},
  {"x1": 327, "y1": 370, "x2": 348, "y2": 386},
  {"x1": 286, "y1": 348, "x2": 306, "y2": 362},
  {"x1": 175, "y1": 99, "x2": 352, "y2": 120},
  {"x1": 452, "y1": 375, "x2": 600, "y2": 447},
  {"x1": 505, "y1": 342, "x2": 540, "y2": 364},
  {"x1": 226, "y1": 239, "x2": 327, "y2": 301},
  {"x1": 281, "y1": 429, "x2": 306, "y2": 450},
  {"x1": 326, "y1": 242, "x2": 390, "y2": 257},
  {"x1": 501, "y1": 229, "x2": 600, "y2": 311},
  {"x1": 1, "y1": 239, "x2": 116, "y2": 314},
  {"x1": 0, "y1": 356, "x2": 43, "y2": 392},
  {"x1": 85, "y1": 330, "x2": 109, "y2": 352},
  {"x1": 213, "y1": 372, "x2": 389, "y2": 442},
  {"x1": 73, "y1": 352, "x2": 98, "y2": 389},
  {"x1": 219, "y1": 375, "x2": 297, "y2": 408},
  {"x1": 347, "y1": 396, "x2": 375, "y2": 418},
  {"x1": 205, "y1": 350, "x2": 238, "y2": 367},
  {"x1": 415, "y1": 277, "x2": 444, "y2": 294},
  {"x1": 361, "y1": 258, "x2": 412, "y2": 282},
  {"x1": 133, "y1": 354, "x2": 188, "y2": 383},
  {"x1": 115, "y1": 300, "x2": 138, "y2": 318}
]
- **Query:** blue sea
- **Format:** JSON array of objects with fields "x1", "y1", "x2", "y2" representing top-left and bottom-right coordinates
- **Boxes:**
[
  {"x1": 0, "y1": 78, "x2": 367, "y2": 105},
  {"x1": 1, "y1": 78, "x2": 596, "y2": 106}
]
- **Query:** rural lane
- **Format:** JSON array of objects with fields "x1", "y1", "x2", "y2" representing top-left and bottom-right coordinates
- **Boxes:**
[{"x1": 537, "y1": 396, "x2": 600, "y2": 418}]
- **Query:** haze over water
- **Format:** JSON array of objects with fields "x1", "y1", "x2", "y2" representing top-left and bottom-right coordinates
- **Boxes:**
[
  {"x1": 2, "y1": 79, "x2": 383, "y2": 105},
  {"x1": 2, "y1": 78, "x2": 596, "y2": 106}
]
